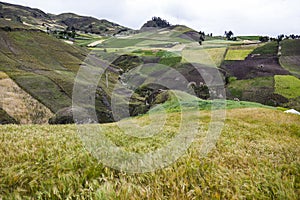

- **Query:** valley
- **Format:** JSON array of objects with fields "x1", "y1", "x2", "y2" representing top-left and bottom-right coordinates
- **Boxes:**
[{"x1": 0, "y1": 1, "x2": 299, "y2": 199}]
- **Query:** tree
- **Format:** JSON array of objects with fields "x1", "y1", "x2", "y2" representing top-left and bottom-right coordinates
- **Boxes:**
[
  {"x1": 142, "y1": 17, "x2": 171, "y2": 28},
  {"x1": 225, "y1": 30, "x2": 234, "y2": 40},
  {"x1": 277, "y1": 34, "x2": 284, "y2": 43},
  {"x1": 259, "y1": 36, "x2": 269, "y2": 42},
  {"x1": 16, "y1": 16, "x2": 22, "y2": 23},
  {"x1": 46, "y1": 27, "x2": 50, "y2": 34},
  {"x1": 198, "y1": 31, "x2": 205, "y2": 45}
]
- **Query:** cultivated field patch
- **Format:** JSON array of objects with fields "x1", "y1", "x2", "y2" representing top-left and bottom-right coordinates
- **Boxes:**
[{"x1": 275, "y1": 75, "x2": 300, "y2": 99}]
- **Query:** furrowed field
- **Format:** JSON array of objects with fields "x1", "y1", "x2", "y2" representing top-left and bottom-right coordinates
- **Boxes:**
[{"x1": 0, "y1": 108, "x2": 299, "y2": 199}]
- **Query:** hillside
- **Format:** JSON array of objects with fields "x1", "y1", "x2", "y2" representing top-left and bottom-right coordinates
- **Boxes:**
[
  {"x1": 221, "y1": 41, "x2": 300, "y2": 110},
  {"x1": 0, "y1": 19, "x2": 118, "y2": 124},
  {"x1": 0, "y1": 1, "x2": 299, "y2": 124},
  {"x1": 0, "y1": 1, "x2": 129, "y2": 35},
  {"x1": 0, "y1": 11, "x2": 208, "y2": 124},
  {"x1": 51, "y1": 13, "x2": 130, "y2": 35},
  {"x1": 0, "y1": 1, "x2": 51, "y2": 25},
  {"x1": 0, "y1": 107, "x2": 299, "y2": 199},
  {"x1": 280, "y1": 39, "x2": 300, "y2": 78}
]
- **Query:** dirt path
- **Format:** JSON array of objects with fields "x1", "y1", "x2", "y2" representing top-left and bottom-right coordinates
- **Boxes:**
[{"x1": 87, "y1": 40, "x2": 105, "y2": 47}]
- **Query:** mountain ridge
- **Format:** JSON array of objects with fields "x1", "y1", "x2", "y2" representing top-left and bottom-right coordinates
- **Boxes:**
[{"x1": 0, "y1": 1, "x2": 130, "y2": 35}]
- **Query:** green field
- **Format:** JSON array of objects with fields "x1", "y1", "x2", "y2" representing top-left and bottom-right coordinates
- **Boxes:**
[
  {"x1": 0, "y1": 107, "x2": 299, "y2": 199},
  {"x1": 275, "y1": 75, "x2": 300, "y2": 99},
  {"x1": 226, "y1": 77, "x2": 275, "y2": 106},
  {"x1": 225, "y1": 45, "x2": 258, "y2": 60},
  {"x1": 252, "y1": 41, "x2": 278, "y2": 55},
  {"x1": 279, "y1": 40, "x2": 300, "y2": 77},
  {"x1": 237, "y1": 36, "x2": 260, "y2": 41}
]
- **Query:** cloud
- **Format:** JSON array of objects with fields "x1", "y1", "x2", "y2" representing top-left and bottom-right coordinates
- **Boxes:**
[{"x1": 4, "y1": 0, "x2": 300, "y2": 36}]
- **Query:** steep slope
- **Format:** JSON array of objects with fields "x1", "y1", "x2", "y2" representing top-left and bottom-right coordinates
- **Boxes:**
[
  {"x1": 0, "y1": 20, "x2": 116, "y2": 123},
  {"x1": 0, "y1": 1, "x2": 51, "y2": 25}
]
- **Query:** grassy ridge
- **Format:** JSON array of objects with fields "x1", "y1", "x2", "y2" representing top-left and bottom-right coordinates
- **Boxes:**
[{"x1": 0, "y1": 108, "x2": 299, "y2": 199}]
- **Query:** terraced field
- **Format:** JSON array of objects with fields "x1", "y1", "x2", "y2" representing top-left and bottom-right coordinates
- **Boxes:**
[{"x1": 225, "y1": 45, "x2": 258, "y2": 60}]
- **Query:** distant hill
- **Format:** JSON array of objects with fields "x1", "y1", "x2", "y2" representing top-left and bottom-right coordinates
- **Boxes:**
[
  {"x1": 0, "y1": 1, "x2": 51, "y2": 25},
  {"x1": 51, "y1": 13, "x2": 130, "y2": 35},
  {"x1": 141, "y1": 17, "x2": 171, "y2": 30},
  {"x1": 0, "y1": 1, "x2": 130, "y2": 35}
]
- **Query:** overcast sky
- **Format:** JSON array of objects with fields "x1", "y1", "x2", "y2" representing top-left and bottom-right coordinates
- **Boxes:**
[{"x1": 4, "y1": 0, "x2": 300, "y2": 36}]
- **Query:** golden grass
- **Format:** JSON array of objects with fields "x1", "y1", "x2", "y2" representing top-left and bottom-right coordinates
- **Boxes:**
[
  {"x1": 0, "y1": 108, "x2": 299, "y2": 199},
  {"x1": 0, "y1": 71, "x2": 8, "y2": 79},
  {"x1": 206, "y1": 47, "x2": 227, "y2": 66},
  {"x1": 0, "y1": 76, "x2": 53, "y2": 124}
]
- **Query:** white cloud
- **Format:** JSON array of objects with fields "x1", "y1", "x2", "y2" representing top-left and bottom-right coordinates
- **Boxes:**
[{"x1": 4, "y1": 0, "x2": 300, "y2": 36}]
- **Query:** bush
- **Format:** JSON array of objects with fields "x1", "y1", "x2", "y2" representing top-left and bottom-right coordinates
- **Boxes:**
[{"x1": 3, "y1": 26, "x2": 12, "y2": 32}]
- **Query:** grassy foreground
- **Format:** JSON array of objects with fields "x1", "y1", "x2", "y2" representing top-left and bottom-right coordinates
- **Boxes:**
[{"x1": 0, "y1": 108, "x2": 299, "y2": 199}]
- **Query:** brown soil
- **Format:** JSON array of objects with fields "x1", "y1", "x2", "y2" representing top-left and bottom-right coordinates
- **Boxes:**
[{"x1": 221, "y1": 54, "x2": 290, "y2": 80}]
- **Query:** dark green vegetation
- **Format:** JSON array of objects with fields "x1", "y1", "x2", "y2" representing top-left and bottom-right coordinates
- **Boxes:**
[
  {"x1": 141, "y1": 16, "x2": 171, "y2": 29},
  {"x1": 0, "y1": 108, "x2": 299, "y2": 199},
  {"x1": 252, "y1": 41, "x2": 278, "y2": 55}
]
